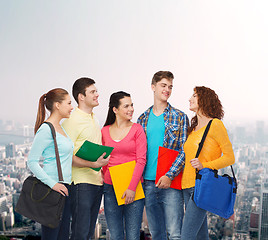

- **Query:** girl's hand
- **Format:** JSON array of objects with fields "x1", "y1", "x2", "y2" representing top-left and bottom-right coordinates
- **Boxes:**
[
  {"x1": 52, "y1": 183, "x2": 68, "y2": 196},
  {"x1": 122, "y1": 189, "x2": 135, "y2": 205},
  {"x1": 190, "y1": 158, "x2": 203, "y2": 170}
]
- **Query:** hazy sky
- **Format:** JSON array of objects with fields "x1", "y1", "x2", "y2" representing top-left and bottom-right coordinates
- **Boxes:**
[{"x1": 0, "y1": 0, "x2": 267, "y2": 126}]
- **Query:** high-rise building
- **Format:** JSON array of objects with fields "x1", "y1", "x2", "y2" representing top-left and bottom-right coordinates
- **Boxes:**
[
  {"x1": 256, "y1": 121, "x2": 265, "y2": 144},
  {"x1": 259, "y1": 183, "x2": 268, "y2": 240},
  {"x1": 5, "y1": 143, "x2": 15, "y2": 158},
  {"x1": 235, "y1": 126, "x2": 246, "y2": 143}
]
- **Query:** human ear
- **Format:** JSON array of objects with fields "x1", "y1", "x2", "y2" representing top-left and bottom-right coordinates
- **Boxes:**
[
  {"x1": 113, "y1": 107, "x2": 118, "y2": 114},
  {"x1": 78, "y1": 93, "x2": 85, "y2": 102},
  {"x1": 55, "y1": 102, "x2": 60, "y2": 110}
]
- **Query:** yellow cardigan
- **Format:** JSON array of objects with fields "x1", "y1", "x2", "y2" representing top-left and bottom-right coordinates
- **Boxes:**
[{"x1": 181, "y1": 119, "x2": 235, "y2": 189}]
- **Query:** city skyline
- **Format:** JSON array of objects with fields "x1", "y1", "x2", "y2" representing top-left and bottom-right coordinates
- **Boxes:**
[
  {"x1": 0, "y1": 1, "x2": 268, "y2": 125},
  {"x1": 0, "y1": 119, "x2": 267, "y2": 239}
]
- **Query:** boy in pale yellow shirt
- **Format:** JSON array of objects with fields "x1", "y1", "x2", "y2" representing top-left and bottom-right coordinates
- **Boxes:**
[{"x1": 62, "y1": 77, "x2": 109, "y2": 240}]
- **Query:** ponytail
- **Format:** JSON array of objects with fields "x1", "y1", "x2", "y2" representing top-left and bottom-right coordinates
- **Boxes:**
[
  {"x1": 104, "y1": 107, "x2": 116, "y2": 127},
  {"x1": 34, "y1": 94, "x2": 46, "y2": 134},
  {"x1": 34, "y1": 88, "x2": 69, "y2": 134}
]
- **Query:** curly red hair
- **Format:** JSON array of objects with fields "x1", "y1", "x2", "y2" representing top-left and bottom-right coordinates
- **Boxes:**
[{"x1": 188, "y1": 86, "x2": 224, "y2": 134}]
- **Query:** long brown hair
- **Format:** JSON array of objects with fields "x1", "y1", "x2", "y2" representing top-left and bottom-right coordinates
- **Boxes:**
[
  {"x1": 34, "y1": 88, "x2": 69, "y2": 134},
  {"x1": 188, "y1": 86, "x2": 224, "y2": 134}
]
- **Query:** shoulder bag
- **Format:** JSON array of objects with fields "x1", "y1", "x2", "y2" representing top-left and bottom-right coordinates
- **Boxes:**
[
  {"x1": 193, "y1": 119, "x2": 237, "y2": 219},
  {"x1": 15, "y1": 122, "x2": 66, "y2": 228}
]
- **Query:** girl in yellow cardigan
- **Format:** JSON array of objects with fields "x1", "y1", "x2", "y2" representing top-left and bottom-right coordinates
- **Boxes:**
[{"x1": 181, "y1": 86, "x2": 235, "y2": 240}]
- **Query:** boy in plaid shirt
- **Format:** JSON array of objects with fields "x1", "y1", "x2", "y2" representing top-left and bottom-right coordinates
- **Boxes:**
[{"x1": 137, "y1": 71, "x2": 189, "y2": 240}]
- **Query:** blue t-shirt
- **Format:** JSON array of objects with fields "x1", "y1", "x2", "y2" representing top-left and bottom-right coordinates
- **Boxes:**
[{"x1": 144, "y1": 110, "x2": 165, "y2": 180}]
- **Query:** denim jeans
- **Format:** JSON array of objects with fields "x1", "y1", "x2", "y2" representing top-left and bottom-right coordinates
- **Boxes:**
[
  {"x1": 181, "y1": 187, "x2": 208, "y2": 240},
  {"x1": 70, "y1": 183, "x2": 103, "y2": 240},
  {"x1": 104, "y1": 183, "x2": 145, "y2": 240},
  {"x1": 41, "y1": 184, "x2": 71, "y2": 240},
  {"x1": 143, "y1": 180, "x2": 184, "y2": 240}
]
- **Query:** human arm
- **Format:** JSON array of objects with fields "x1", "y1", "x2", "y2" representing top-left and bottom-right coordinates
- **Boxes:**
[
  {"x1": 122, "y1": 125, "x2": 147, "y2": 204},
  {"x1": 127, "y1": 125, "x2": 147, "y2": 192},
  {"x1": 72, "y1": 153, "x2": 109, "y2": 168},
  {"x1": 27, "y1": 124, "x2": 59, "y2": 189},
  {"x1": 101, "y1": 128, "x2": 110, "y2": 177},
  {"x1": 201, "y1": 120, "x2": 235, "y2": 169},
  {"x1": 159, "y1": 114, "x2": 189, "y2": 187}
]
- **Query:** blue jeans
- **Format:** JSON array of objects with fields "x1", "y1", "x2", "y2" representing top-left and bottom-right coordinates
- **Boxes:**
[
  {"x1": 144, "y1": 180, "x2": 184, "y2": 240},
  {"x1": 181, "y1": 187, "x2": 208, "y2": 240},
  {"x1": 70, "y1": 183, "x2": 103, "y2": 240},
  {"x1": 41, "y1": 184, "x2": 71, "y2": 240},
  {"x1": 104, "y1": 183, "x2": 145, "y2": 240}
]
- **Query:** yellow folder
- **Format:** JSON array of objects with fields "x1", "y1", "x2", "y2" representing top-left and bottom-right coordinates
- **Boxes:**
[{"x1": 109, "y1": 161, "x2": 145, "y2": 206}]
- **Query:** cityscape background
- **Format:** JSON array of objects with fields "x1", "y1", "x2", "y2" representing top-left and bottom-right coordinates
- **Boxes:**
[
  {"x1": 0, "y1": 119, "x2": 267, "y2": 240},
  {"x1": 0, "y1": 1, "x2": 268, "y2": 239}
]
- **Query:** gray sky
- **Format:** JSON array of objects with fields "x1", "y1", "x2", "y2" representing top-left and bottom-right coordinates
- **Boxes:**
[{"x1": 0, "y1": 0, "x2": 267, "y2": 126}]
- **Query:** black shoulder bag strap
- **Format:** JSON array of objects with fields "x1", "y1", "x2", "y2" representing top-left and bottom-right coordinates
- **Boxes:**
[
  {"x1": 195, "y1": 120, "x2": 213, "y2": 159},
  {"x1": 194, "y1": 119, "x2": 236, "y2": 188},
  {"x1": 43, "y1": 122, "x2": 64, "y2": 182}
]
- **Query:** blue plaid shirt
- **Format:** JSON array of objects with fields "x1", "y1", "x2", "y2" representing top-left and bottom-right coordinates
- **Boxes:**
[{"x1": 137, "y1": 103, "x2": 189, "y2": 180}]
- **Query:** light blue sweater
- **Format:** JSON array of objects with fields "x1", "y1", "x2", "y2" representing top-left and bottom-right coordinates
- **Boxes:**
[{"x1": 27, "y1": 123, "x2": 73, "y2": 188}]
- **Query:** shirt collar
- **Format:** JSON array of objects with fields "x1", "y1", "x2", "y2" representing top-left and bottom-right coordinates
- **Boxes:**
[
  {"x1": 75, "y1": 107, "x2": 95, "y2": 118},
  {"x1": 164, "y1": 103, "x2": 172, "y2": 113}
]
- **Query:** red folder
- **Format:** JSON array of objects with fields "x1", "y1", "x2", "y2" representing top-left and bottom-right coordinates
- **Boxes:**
[{"x1": 155, "y1": 146, "x2": 183, "y2": 190}]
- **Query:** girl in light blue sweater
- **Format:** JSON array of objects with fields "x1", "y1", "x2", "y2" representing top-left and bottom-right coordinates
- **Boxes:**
[{"x1": 27, "y1": 88, "x2": 73, "y2": 240}]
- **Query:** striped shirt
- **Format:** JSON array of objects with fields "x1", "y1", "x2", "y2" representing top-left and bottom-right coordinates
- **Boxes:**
[{"x1": 137, "y1": 103, "x2": 189, "y2": 180}]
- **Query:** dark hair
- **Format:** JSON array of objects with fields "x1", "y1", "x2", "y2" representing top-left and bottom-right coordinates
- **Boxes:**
[
  {"x1": 188, "y1": 86, "x2": 224, "y2": 134},
  {"x1": 34, "y1": 88, "x2": 69, "y2": 134},
  {"x1": 104, "y1": 91, "x2": 131, "y2": 126},
  {"x1": 72, "y1": 77, "x2": 95, "y2": 104},
  {"x1": 151, "y1": 71, "x2": 174, "y2": 85}
]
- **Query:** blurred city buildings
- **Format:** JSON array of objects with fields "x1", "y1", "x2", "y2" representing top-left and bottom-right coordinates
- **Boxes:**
[{"x1": 0, "y1": 119, "x2": 267, "y2": 239}]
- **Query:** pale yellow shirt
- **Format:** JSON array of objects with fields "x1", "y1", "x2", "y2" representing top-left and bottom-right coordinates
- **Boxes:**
[{"x1": 62, "y1": 107, "x2": 102, "y2": 185}]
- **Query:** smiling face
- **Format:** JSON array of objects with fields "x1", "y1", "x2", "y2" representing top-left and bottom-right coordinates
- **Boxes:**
[
  {"x1": 113, "y1": 96, "x2": 134, "y2": 121},
  {"x1": 57, "y1": 94, "x2": 73, "y2": 118},
  {"x1": 152, "y1": 78, "x2": 173, "y2": 102},
  {"x1": 81, "y1": 84, "x2": 99, "y2": 109},
  {"x1": 189, "y1": 91, "x2": 199, "y2": 113}
]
